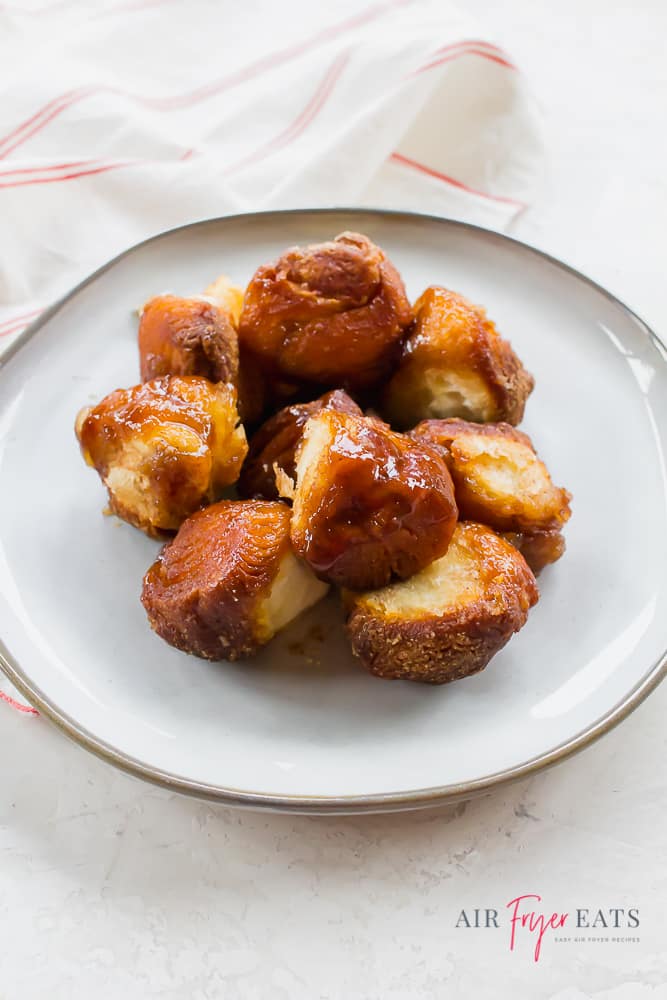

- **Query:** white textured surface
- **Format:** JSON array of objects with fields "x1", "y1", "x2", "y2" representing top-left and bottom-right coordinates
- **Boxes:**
[{"x1": 1, "y1": 1, "x2": 666, "y2": 998}]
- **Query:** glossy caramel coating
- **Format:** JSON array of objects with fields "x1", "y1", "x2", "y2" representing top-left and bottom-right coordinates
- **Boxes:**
[
  {"x1": 238, "y1": 389, "x2": 362, "y2": 500},
  {"x1": 382, "y1": 286, "x2": 534, "y2": 428},
  {"x1": 139, "y1": 295, "x2": 239, "y2": 385},
  {"x1": 410, "y1": 418, "x2": 571, "y2": 533},
  {"x1": 76, "y1": 376, "x2": 247, "y2": 537},
  {"x1": 287, "y1": 410, "x2": 458, "y2": 590},
  {"x1": 345, "y1": 522, "x2": 539, "y2": 684},
  {"x1": 238, "y1": 231, "x2": 413, "y2": 391},
  {"x1": 141, "y1": 500, "x2": 329, "y2": 660}
]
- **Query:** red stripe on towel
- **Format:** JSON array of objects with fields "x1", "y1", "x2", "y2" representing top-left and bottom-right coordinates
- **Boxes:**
[
  {"x1": 0, "y1": 0, "x2": 414, "y2": 158},
  {"x1": 0, "y1": 691, "x2": 39, "y2": 716},
  {"x1": 389, "y1": 152, "x2": 527, "y2": 208}
]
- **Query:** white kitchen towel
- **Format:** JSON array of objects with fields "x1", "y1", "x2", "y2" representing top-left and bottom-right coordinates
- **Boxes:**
[{"x1": 0, "y1": 0, "x2": 542, "y2": 711}]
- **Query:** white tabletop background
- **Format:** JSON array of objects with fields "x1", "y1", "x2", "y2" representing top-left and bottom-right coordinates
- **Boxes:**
[{"x1": 1, "y1": 1, "x2": 666, "y2": 998}]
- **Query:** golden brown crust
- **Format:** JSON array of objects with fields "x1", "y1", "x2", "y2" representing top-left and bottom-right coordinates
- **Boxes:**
[
  {"x1": 411, "y1": 416, "x2": 532, "y2": 461},
  {"x1": 288, "y1": 410, "x2": 458, "y2": 590},
  {"x1": 138, "y1": 295, "x2": 239, "y2": 385},
  {"x1": 502, "y1": 528, "x2": 566, "y2": 574},
  {"x1": 76, "y1": 376, "x2": 247, "y2": 537},
  {"x1": 345, "y1": 522, "x2": 539, "y2": 684},
  {"x1": 382, "y1": 286, "x2": 534, "y2": 428},
  {"x1": 410, "y1": 417, "x2": 571, "y2": 534},
  {"x1": 238, "y1": 231, "x2": 413, "y2": 391},
  {"x1": 141, "y1": 500, "x2": 291, "y2": 660},
  {"x1": 238, "y1": 389, "x2": 362, "y2": 500}
]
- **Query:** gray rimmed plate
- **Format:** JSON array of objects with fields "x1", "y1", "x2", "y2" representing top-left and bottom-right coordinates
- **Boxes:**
[{"x1": 1, "y1": 208, "x2": 666, "y2": 814}]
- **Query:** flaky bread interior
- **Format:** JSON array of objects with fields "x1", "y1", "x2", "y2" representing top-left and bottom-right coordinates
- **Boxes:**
[
  {"x1": 204, "y1": 383, "x2": 248, "y2": 489},
  {"x1": 211, "y1": 417, "x2": 248, "y2": 489},
  {"x1": 354, "y1": 524, "x2": 487, "y2": 619},
  {"x1": 287, "y1": 412, "x2": 334, "y2": 514},
  {"x1": 257, "y1": 548, "x2": 329, "y2": 640},
  {"x1": 382, "y1": 286, "x2": 533, "y2": 429},
  {"x1": 106, "y1": 423, "x2": 212, "y2": 532},
  {"x1": 345, "y1": 522, "x2": 539, "y2": 684},
  {"x1": 450, "y1": 430, "x2": 570, "y2": 531},
  {"x1": 238, "y1": 389, "x2": 364, "y2": 501},
  {"x1": 203, "y1": 273, "x2": 245, "y2": 326},
  {"x1": 388, "y1": 368, "x2": 496, "y2": 427}
]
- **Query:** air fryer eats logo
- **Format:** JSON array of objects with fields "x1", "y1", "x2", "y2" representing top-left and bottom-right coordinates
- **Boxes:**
[{"x1": 455, "y1": 895, "x2": 640, "y2": 962}]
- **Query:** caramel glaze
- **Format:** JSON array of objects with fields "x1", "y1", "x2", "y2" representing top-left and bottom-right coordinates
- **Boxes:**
[
  {"x1": 139, "y1": 295, "x2": 239, "y2": 385},
  {"x1": 238, "y1": 232, "x2": 413, "y2": 392},
  {"x1": 410, "y1": 417, "x2": 571, "y2": 573},
  {"x1": 79, "y1": 376, "x2": 224, "y2": 472},
  {"x1": 294, "y1": 412, "x2": 458, "y2": 590},
  {"x1": 502, "y1": 528, "x2": 566, "y2": 574},
  {"x1": 382, "y1": 286, "x2": 534, "y2": 428},
  {"x1": 410, "y1": 417, "x2": 572, "y2": 531},
  {"x1": 77, "y1": 376, "x2": 246, "y2": 536},
  {"x1": 239, "y1": 388, "x2": 362, "y2": 500},
  {"x1": 141, "y1": 500, "x2": 291, "y2": 660}
]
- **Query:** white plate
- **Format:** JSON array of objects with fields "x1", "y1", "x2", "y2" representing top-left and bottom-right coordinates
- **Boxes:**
[{"x1": 1, "y1": 209, "x2": 666, "y2": 814}]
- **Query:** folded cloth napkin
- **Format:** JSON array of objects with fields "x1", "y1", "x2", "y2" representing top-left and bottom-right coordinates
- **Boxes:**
[{"x1": 0, "y1": 0, "x2": 542, "y2": 712}]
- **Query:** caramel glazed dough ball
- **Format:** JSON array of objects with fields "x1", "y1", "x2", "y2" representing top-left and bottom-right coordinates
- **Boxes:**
[
  {"x1": 138, "y1": 294, "x2": 239, "y2": 385},
  {"x1": 345, "y1": 522, "x2": 539, "y2": 684},
  {"x1": 76, "y1": 376, "x2": 247, "y2": 537},
  {"x1": 410, "y1": 418, "x2": 572, "y2": 573},
  {"x1": 282, "y1": 410, "x2": 459, "y2": 591},
  {"x1": 142, "y1": 500, "x2": 329, "y2": 660},
  {"x1": 238, "y1": 231, "x2": 413, "y2": 393},
  {"x1": 382, "y1": 286, "x2": 534, "y2": 429},
  {"x1": 138, "y1": 277, "x2": 265, "y2": 427}
]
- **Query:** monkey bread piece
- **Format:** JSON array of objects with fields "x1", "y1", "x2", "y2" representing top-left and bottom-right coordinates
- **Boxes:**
[
  {"x1": 410, "y1": 418, "x2": 571, "y2": 534},
  {"x1": 238, "y1": 231, "x2": 413, "y2": 391},
  {"x1": 501, "y1": 528, "x2": 566, "y2": 575},
  {"x1": 382, "y1": 286, "x2": 534, "y2": 429},
  {"x1": 141, "y1": 500, "x2": 329, "y2": 661},
  {"x1": 76, "y1": 376, "x2": 248, "y2": 537},
  {"x1": 345, "y1": 522, "x2": 539, "y2": 684},
  {"x1": 411, "y1": 418, "x2": 570, "y2": 572},
  {"x1": 203, "y1": 273, "x2": 245, "y2": 326},
  {"x1": 138, "y1": 295, "x2": 239, "y2": 386},
  {"x1": 238, "y1": 389, "x2": 363, "y2": 500},
  {"x1": 285, "y1": 410, "x2": 458, "y2": 591}
]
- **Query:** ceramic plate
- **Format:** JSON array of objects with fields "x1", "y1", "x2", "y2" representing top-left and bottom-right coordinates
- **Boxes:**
[{"x1": 1, "y1": 209, "x2": 666, "y2": 814}]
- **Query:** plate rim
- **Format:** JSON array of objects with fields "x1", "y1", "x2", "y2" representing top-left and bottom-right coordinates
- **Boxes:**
[{"x1": 1, "y1": 206, "x2": 666, "y2": 814}]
